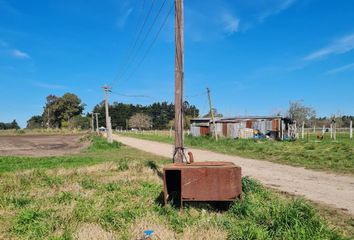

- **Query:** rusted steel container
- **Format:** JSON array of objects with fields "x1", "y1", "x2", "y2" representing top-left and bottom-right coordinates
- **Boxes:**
[{"x1": 163, "y1": 162, "x2": 242, "y2": 206}]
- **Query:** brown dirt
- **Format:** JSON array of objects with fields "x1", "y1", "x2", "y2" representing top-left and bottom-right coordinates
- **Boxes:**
[
  {"x1": 0, "y1": 134, "x2": 89, "y2": 156},
  {"x1": 113, "y1": 134, "x2": 354, "y2": 216}
]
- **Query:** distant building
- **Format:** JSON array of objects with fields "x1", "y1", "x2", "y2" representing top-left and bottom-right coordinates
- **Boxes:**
[{"x1": 190, "y1": 116, "x2": 294, "y2": 140}]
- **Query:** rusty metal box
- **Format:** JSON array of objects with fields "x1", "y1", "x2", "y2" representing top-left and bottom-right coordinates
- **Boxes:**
[{"x1": 163, "y1": 162, "x2": 242, "y2": 206}]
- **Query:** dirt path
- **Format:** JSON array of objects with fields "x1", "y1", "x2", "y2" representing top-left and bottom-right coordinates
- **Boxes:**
[{"x1": 113, "y1": 134, "x2": 354, "y2": 215}]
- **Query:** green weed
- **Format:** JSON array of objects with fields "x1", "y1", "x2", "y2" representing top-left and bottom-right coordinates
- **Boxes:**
[
  {"x1": 88, "y1": 135, "x2": 121, "y2": 151},
  {"x1": 117, "y1": 158, "x2": 129, "y2": 171},
  {"x1": 80, "y1": 177, "x2": 97, "y2": 190},
  {"x1": 11, "y1": 209, "x2": 56, "y2": 239}
]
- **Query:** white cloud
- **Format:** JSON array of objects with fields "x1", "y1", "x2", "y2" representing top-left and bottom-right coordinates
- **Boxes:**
[
  {"x1": 325, "y1": 63, "x2": 354, "y2": 75},
  {"x1": 221, "y1": 12, "x2": 240, "y2": 35},
  {"x1": 258, "y1": 0, "x2": 296, "y2": 22},
  {"x1": 185, "y1": 7, "x2": 240, "y2": 42},
  {"x1": 305, "y1": 33, "x2": 354, "y2": 61},
  {"x1": 11, "y1": 49, "x2": 30, "y2": 59},
  {"x1": 116, "y1": 7, "x2": 133, "y2": 29}
]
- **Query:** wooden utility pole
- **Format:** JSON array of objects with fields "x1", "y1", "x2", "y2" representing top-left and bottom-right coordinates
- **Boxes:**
[
  {"x1": 94, "y1": 113, "x2": 100, "y2": 135},
  {"x1": 103, "y1": 85, "x2": 113, "y2": 143},
  {"x1": 207, "y1": 87, "x2": 218, "y2": 141},
  {"x1": 173, "y1": 0, "x2": 184, "y2": 163}
]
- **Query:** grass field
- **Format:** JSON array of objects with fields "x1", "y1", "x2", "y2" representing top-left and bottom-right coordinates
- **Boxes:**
[
  {"x1": 0, "y1": 135, "x2": 353, "y2": 239},
  {"x1": 117, "y1": 132, "x2": 354, "y2": 175}
]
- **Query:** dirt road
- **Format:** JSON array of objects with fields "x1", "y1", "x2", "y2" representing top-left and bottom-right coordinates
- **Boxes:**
[
  {"x1": 0, "y1": 134, "x2": 88, "y2": 156},
  {"x1": 113, "y1": 134, "x2": 354, "y2": 215}
]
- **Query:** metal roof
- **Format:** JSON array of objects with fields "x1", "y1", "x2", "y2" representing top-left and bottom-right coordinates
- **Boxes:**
[{"x1": 221, "y1": 116, "x2": 283, "y2": 120}]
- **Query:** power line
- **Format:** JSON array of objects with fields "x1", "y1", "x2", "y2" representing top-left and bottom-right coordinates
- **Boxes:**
[
  {"x1": 110, "y1": 0, "x2": 157, "y2": 87},
  {"x1": 185, "y1": 91, "x2": 207, "y2": 99},
  {"x1": 121, "y1": 3, "x2": 174, "y2": 85},
  {"x1": 112, "y1": 0, "x2": 170, "y2": 86},
  {"x1": 110, "y1": 90, "x2": 155, "y2": 99},
  {"x1": 109, "y1": 0, "x2": 146, "y2": 86}
]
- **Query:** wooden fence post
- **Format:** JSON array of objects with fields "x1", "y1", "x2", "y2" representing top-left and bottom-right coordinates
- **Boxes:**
[
  {"x1": 301, "y1": 121, "x2": 305, "y2": 140},
  {"x1": 350, "y1": 121, "x2": 353, "y2": 139}
]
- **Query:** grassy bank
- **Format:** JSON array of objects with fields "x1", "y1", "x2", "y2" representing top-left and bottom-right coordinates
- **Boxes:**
[
  {"x1": 117, "y1": 132, "x2": 354, "y2": 175},
  {"x1": 0, "y1": 136, "x2": 352, "y2": 239}
]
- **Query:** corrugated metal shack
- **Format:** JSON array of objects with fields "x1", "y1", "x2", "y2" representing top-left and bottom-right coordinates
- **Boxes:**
[
  {"x1": 190, "y1": 118, "x2": 214, "y2": 137},
  {"x1": 190, "y1": 116, "x2": 285, "y2": 140}
]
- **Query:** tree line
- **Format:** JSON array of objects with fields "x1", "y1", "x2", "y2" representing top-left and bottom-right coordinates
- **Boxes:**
[
  {"x1": 92, "y1": 101, "x2": 199, "y2": 130},
  {"x1": 0, "y1": 120, "x2": 20, "y2": 130},
  {"x1": 21, "y1": 94, "x2": 353, "y2": 130},
  {"x1": 26, "y1": 93, "x2": 200, "y2": 130}
]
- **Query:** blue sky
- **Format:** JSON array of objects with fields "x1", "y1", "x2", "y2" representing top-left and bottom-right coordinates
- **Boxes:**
[{"x1": 1, "y1": 0, "x2": 354, "y2": 127}]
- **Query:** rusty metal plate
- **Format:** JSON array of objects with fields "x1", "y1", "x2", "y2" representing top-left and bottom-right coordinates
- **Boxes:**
[{"x1": 163, "y1": 162, "x2": 242, "y2": 206}]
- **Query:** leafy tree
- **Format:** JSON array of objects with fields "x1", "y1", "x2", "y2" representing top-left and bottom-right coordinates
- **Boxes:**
[
  {"x1": 10, "y1": 120, "x2": 20, "y2": 129},
  {"x1": 69, "y1": 115, "x2": 90, "y2": 130},
  {"x1": 183, "y1": 101, "x2": 199, "y2": 117},
  {"x1": 42, "y1": 93, "x2": 85, "y2": 128},
  {"x1": 27, "y1": 115, "x2": 44, "y2": 129},
  {"x1": 61, "y1": 93, "x2": 86, "y2": 123},
  {"x1": 341, "y1": 115, "x2": 354, "y2": 127},
  {"x1": 129, "y1": 113, "x2": 152, "y2": 130},
  {"x1": 0, "y1": 120, "x2": 20, "y2": 130},
  {"x1": 92, "y1": 100, "x2": 199, "y2": 130}
]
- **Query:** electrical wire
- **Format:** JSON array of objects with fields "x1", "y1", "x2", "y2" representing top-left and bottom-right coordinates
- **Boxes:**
[
  {"x1": 111, "y1": 90, "x2": 155, "y2": 99},
  {"x1": 108, "y1": 0, "x2": 146, "y2": 86},
  {"x1": 112, "y1": 0, "x2": 170, "y2": 87},
  {"x1": 185, "y1": 91, "x2": 207, "y2": 99},
  {"x1": 109, "y1": 0, "x2": 156, "y2": 86},
  {"x1": 121, "y1": 3, "x2": 174, "y2": 84}
]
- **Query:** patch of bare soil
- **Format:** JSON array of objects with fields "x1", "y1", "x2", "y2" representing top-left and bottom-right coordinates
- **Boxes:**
[{"x1": 0, "y1": 134, "x2": 89, "y2": 157}]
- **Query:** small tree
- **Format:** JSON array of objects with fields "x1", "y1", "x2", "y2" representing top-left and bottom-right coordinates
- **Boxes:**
[
  {"x1": 69, "y1": 115, "x2": 90, "y2": 130},
  {"x1": 27, "y1": 115, "x2": 44, "y2": 129},
  {"x1": 10, "y1": 120, "x2": 20, "y2": 129},
  {"x1": 128, "y1": 113, "x2": 152, "y2": 130},
  {"x1": 287, "y1": 100, "x2": 316, "y2": 127}
]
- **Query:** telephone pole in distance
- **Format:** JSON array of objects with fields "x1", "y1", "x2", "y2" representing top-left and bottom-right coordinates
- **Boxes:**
[
  {"x1": 207, "y1": 87, "x2": 218, "y2": 141},
  {"x1": 94, "y1": 113, "x2": 100, "y2": 135},
  {"x1": 103, "y1": 85, "x2": 113, "y2": 143}
]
